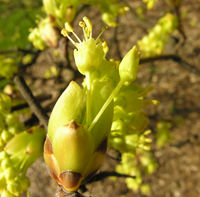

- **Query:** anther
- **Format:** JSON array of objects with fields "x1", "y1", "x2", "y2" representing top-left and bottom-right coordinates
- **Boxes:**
[
  {"x1": 65, "y1": 23, "x2": 74, "y2": 32},
  {"x1": 61, "y1": 29, "x2": 76, "y2": 46},
  {"x1": 83, "y1": 17, "x2": 92, "y2": 38}
]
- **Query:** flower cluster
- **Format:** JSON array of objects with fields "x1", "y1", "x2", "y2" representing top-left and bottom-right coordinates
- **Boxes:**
[
  {"x1": 0, "y1": 56, "x2": 18, "y2": 79},
  {"x1": 0, "y1": 93, "x2": 45, "y2": 196},
  {"x1": 44, "y1": 17, "x2": 155, "y2": 194},
  {"x1": 138, "y1": 13, "x2": 178, "y2": 57},
  {"x1": 29, "y1": 0, "x2": 128, "y2": 50}
]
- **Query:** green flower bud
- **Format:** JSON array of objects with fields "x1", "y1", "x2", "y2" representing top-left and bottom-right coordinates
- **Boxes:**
[
  {"x1": 52, "y1": 121, "x2": 94, "y2": 173},
  {"x1": 48, "y1": 81, "x2": 85, "y2": 140},
  {"x1": 102, "y1": 13, "x2": 117, "y2": 27},
  {"x1": 5, "y1": 127, "x2": 45, "y2": 171},
  {"x1": 29, "y1": 18, "x2": 58, "y2": 50},
  {"x1": 119, "y1": 46, "x2": 140, "y2": 84},
  {"x1": 0, "y1": 93, "x2": 11, "y2": 113},
  {"x1": 44, "y1": 121, "x2": 95, "y2": 192},
  {"x1": 43, "y1": 0, "x2": 57, "y2": 16}
]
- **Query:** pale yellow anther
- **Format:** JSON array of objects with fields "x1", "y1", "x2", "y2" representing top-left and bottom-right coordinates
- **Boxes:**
[
  {"x1": 61, "y1": 28, "x2": 76, "y2": 46},
  {"x1": 83, "y1": 17, "x2": 92, "y2": 33},
  {"x1": 102, "y1": 41, "x2": 109, "y2": 55},
  {"x1": 65, "y1": 22, "x2": 74, "y2": 32},
  {"x1": 61, "y1": 29, "x2": 68, "y2": 37},
  {"x1": 79, "y1": 21, "x2": 85, "y2": 28}
]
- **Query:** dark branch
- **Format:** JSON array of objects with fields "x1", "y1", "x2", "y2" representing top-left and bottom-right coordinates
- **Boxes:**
[
  {"x1": 113, "y1": 17, "x2": 122, "y2": 60},
  {"x1": 140, "y1": 54, "x2": 200, "y2": 76},
  {"x1": 86, "y1": 171, "x2": 136, "y2": 184},
  {"x1": 13, "y1": 75, "x2": 49, "y2": 129},
  {"x1": 0, "y1": 48, "x2": 38, "y2": 55},
  {"x1": 11, "y1": 94, "x2": 52, "y2": 112}
]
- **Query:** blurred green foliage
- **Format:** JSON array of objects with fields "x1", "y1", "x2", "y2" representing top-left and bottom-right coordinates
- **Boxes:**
[{"x1": 0, "y1": 0, "x2": 42, "y2": 50}]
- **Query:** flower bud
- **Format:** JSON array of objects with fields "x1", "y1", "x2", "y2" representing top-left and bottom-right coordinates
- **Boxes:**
[
  {"x1": 5, "y1": 127, "x2": 45, "y2": 171},
  {"x1": 43, "y1": 0, "x2": 56, "y2": 16},
  {"x1": 119, "y1": 46, "x2": 140, "y2": 84},
  {"x1": 52, "y1": 121, "x2": 94, "y2": 173},
  {"x1": 44, "y1": 121, "x2": 94, "y2": 192},
  {"x1": 48, "y1": 81, "x2": 84, "y2": 140}
]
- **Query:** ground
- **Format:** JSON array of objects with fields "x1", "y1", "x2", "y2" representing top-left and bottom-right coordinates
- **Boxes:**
[{"x1": 25, "y1": 0, "x2": 200, "y2": 196}]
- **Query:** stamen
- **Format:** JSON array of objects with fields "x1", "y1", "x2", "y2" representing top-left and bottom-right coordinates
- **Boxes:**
[
  {"x1": 65, "y1": 22, "x2": 81, "y2": 43},
  {"x1": 83, "y1": 17, "x2": 92, "y2": 38},
  {"x1": 79, "y1": 21, "x2": 88, "y2": 41},
  {"x1": 96, "y1": 26, "x2": 108, "y2": 42},
  {"x1": 61, "y1": 29, "x2": 68, "y2": 37},
  {"x1": 61, "y1": 29, "x2": 76, "y2": 46},
  {"x1": 85, "y1": 27, "x2": 90, "y2": 39},
  {"x1": 72, "y1": 32, "x2": 81, "y2": 43},
  {"x1": 65, "y1": 23, "x2": 74, "y2": 32}
]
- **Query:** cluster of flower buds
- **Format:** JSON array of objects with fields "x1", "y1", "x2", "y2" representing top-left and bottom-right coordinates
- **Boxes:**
[
  {"x1": 109, "y1": 84, "x2": 157, "y2": 152},
  {"x1": 28, "y1": 17, "x2": 58, "y2": 50},
  {"x1": 0, "y1": 93, "x2": 25, "y2": 151},
  {"x1": 116, "y1": 151, "x2": 157, "y2": 192},
  {"x1": 0, "y1": 127, "x2": 45, "y2": 197},
  {"x1": 0, "y1": 56, "x2": 18, "y2": 78},
  {"x1": 156, "y1": 121, "x2": 172, "y2": 148},
  {"x1": 138, "y1": 13, "x2": 178, "y2": 57},
  {"x1": 0, "y1": 93, "x2": 45, "y2": 196},
  {"x1": 109, "y1": 82, "x2": 158, "y2": 191},
  {"x1": 43, "y1": 0, "x2": 128, "y2": 27},
  {"x1": 96, "y1": 0, "x2": 129, "y2": 27},
  {"x1": 29, "y1": 0, "x2": 129, "y2": 50},
  {"x1": 44, "y1": 17, "x2": 142, "y2": 194}
]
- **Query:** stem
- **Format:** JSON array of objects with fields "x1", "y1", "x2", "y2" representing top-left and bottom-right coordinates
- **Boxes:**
[
  {"x1": 11, "y1": 94, "x2": 51, "y2": 112},
  {"x1": 140, "y1": 54, "x2": 200, "y2": 76},
  {"x1": 14, "y1": 75, "x2": 49, "y2": 129},
  {"x1": 88, "y1": 80, "x2": 123, "y2": 132},
  {"x1": 86, "y1": 73, "x2": 91, "y2": 127}
]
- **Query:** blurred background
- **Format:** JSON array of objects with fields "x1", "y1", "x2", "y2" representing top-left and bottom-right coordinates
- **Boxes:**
[{"x1": 0, "y1": 0, "x2": 200, "y2": 196}]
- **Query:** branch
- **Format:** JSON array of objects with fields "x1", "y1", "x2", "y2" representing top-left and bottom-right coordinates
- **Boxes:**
[
  {"x1": 0, "y1": 48, "x2": 38, "y2": 55},
  {"x1": 57, "y1": 189, "x2": 90, "y2": 197},
  {"x1": 140, "y1": 54, "x2": 200, "y2": 76},
  {"x1": 13, "y1": 75, "x2": 49, "y2": 129},
  {"x1": 86, "y1": 171, "x2": 136, "y2": 184},
  {"x1": 113, "y1": 17, "x2": 122, "y2": 60},
  {"x1": 11, "y1": 94, "x2": 52, "y2": 112}
]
